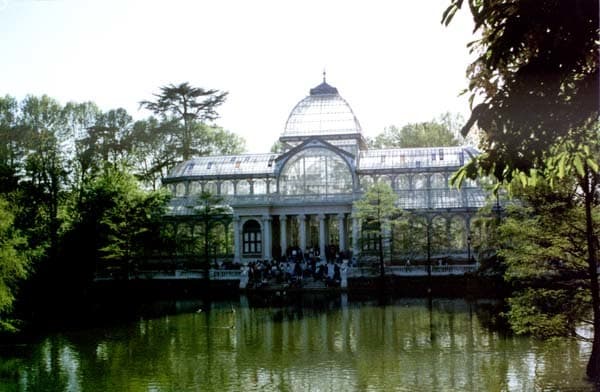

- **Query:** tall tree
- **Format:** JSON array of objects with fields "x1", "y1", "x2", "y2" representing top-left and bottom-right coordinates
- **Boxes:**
[
  {"x1": 0, "y1": 96, "x2": 25, "y2": 194},
  {"x1": 193, "y1": 124, "x2": 245, "y2": 156},
  {"x1": 63, "y1": 101, "x2": 102, "y2": 206},
  {"x1": 195, "y1": 191, "x2": 230, "y2": 272},
  {"x1": 140, "y1": 82, "x2": 228, "y2": 160},
  {"x1": 93, "y1": 108, "x2": 133, "y2": 167},
  {"x1": 0, "y1": 197, "x2": 32, "y2": 332},
  {"x1": 443, "y1": 0, "x2": 600, "y2": 380},
  {"x1": 20, "y1": 95, "x2": 70, "y2": 259},
  {"x1": 96, "y1": 167, "x2": 169, "y2": 275},
  {"x1": 443, "y1": 0, "x2": 598, "y2": 178},
  {"x1": 496, "y1": 177, "x2": 594, "y2": 339},
  {"x1": 353, "y1": 182, "x2": 399, "y2": 278},
  {"x1": 128, "y1": 117, "x2": 177, "y2": 190},
  {"x1": 369, "y1": 113, "x2": 463, "y2": 149}
]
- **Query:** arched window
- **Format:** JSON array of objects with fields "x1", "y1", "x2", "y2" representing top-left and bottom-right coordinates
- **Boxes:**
[
  {"x1": 449, "y1": 215, "x2": 467, "y2": 250},
  {"x1": 220, "y1": 180, "x2": 234, "y2": 196},
  {"x1": 396, "y1": 175, "x2": 410, "y2": 190},
  {"x1": 175, "y1": 183, "x2": 186, "y2": 197},
  {"x1": 361, "y1": 222, "x2": 380, "y2": 253},
  {"x1": 431, "y1": 215, "x2": 449, "y2": 254},
  {"x1": 253, "y1": 179, "x2": 267, "y2": 194},
  {"x1": 242, "y1": 220, "x2": 262, "y2": 255},
  {"x1": 430, "y1": 173, "x2": 447, "y2": 189},
  {"x1": 237, "y1": 180, "x2": 251, "y2": 195},
  {"x1": 360, "y1": 175, "x2": 374, "y2": 191},
  {"x1": 378, "y1": 175, "x2": 392, "y2": 188},
  {"x1": 413, "y1": 174, "x2": 427, "y2": 190},
  {"x1": 279, "y1": 148, "x2": 353, "y2": 195},
  {"x1": 189, "y1": 181, "x2": 202, "y2": 195},
  {"x1": 204, "y1": 181, "x2": 217, "y2": 195}
]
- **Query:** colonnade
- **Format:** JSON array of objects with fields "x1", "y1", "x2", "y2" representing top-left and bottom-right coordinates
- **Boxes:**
[
  {"x1": 233, "y1": 213, "x2": 359, "y2": 263},
  {"x1": 231, "y1": 212, "x2": 476, "y2": 264}
]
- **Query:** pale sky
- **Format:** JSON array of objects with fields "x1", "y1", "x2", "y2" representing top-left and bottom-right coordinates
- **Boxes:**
[{"x1": 0, "y1": 0, "x2": 476, "y2": 153}]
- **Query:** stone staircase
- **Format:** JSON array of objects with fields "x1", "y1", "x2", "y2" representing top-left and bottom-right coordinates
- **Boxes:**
[{"x1": 300, "y1": 279, "x2": 327, "y2": 290}]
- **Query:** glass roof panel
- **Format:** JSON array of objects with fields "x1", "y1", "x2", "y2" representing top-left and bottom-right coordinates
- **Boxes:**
[
  {"x1": 166, "y1": 153, "x2": 277, "y2": 178},
  {"x1": 359, "y1": 146, "x2": 476, "y2": 170}
]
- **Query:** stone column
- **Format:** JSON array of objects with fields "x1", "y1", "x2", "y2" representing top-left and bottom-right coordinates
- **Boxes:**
[
  {"x1": 262, "y1": 215, "x2": 272, "y2": 260},
  {"x1": 298, "y1": 214, "x2": 307, "y2": 252},
  {"x1": 318, "y1": 214, "x2": 326, "y2": 260},
  {"x1": 280, "y1": 215, "x2": 287, "y2": 256},
  {"x1": 352, "y1": 216, "x2": 359, "y2": 258},
  {"x1": 338, "y1": 213, "x2": 346, "y2": 252},
  {"x1": 233, "y1": 216, "x2": 241, "y2": 263}
]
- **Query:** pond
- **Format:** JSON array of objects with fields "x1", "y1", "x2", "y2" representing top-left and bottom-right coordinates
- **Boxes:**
[{"x1": 0, "y1": 295, "x2": 594, "y2": 391}]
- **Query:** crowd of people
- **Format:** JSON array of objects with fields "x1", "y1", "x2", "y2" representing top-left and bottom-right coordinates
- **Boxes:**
[{"x1": 244, "y1": 245, "x2": 350, "y2": 288}]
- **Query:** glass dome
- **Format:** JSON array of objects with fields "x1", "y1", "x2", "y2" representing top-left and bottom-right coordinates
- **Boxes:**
[
  {"x1": 279, "y1": 147, "x2": 353, "y2": 195},
  {"x1": 282, "y1": 80, "x2": 362, "y2": 138}
]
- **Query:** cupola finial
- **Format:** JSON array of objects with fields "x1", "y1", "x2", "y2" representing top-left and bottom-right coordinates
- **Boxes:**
[{"x1": 322, "y1": 69, "x2": 326, "y2": 83}]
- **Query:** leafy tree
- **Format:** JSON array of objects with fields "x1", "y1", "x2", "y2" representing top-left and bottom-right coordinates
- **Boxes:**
[
  {"x1": 97, "y1": 167, "x2": 170, "y2": 275},
  {"x1": 85, "y1": 108, "x2": 134, "y2": 170},
  {"x1": 270, "y1": 141, "x2": 285, "y2": 154},
  {"x1": 128, "y1": 119, "x2": 245, "y2": 190},
  {"x1": 369, "y1": 113, "x2": 463, "y2": 149},
  {"x1": 194, "y1": 191, "x2": 230, "y2": 272},
  {"x1": 63, "y1": 101, "x2": 102, "y2": 204},
  {"x1": 128, "y1": 117, "x2": 177, "y2": 190},
  {"x1": 497, "y1": 179, "x2": 594, "y2": 339},
  {"x1": 0, "y1": 96, "x2": 25, "y2": 194},
  {"x1": 20, "y1": 95, "x2": 70, "y2": 260},
  {"x1": 443, "y1": 0, "x2": 599, "y2": 379},
  {"x1": 140, "y1": 82, "x2": 228, "y2": 160},
  {"x1": 0, "y1": 197, "x2": 32, "y2": 332},
  {"x1": 443, "y1": 1, "x2": 598, "y2": 179},
  {"x1": 391, "y1": 213, "x2": 428, "y2": 263},
  {"x1": 353, "y1": 182, "x2": 399, "y2": 277},
  {"x1": 192, "y1": 123, "x2": 245, "y2": 156}
]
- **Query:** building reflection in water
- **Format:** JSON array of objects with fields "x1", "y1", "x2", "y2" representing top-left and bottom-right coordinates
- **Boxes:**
[{"x1": 2, "y1": 295, "x2": 593, "y2": 392}]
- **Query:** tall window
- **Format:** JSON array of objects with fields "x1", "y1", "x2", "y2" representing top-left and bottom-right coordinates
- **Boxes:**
[
  {"x1": 220, "y1": 180, "x2": 234, "y2": 196},
  {"x1": 279, "y1": 148, "x2": 353, "y2": 195},
  {"x1": 361, "y1": 223, "x2": 381, "y2": 253},
  {"x1": 253, "y1": 179, "x2": 267, "y2": 194},
  {"x1": 237, "y1": 180, "x2": 251, "y2": 195},
  {"x1": 204, "y1": 181, "x2": 217, "y2": 194},
  {"x1": 242, "y1": 220, "x2": 262, "y2": 255}
]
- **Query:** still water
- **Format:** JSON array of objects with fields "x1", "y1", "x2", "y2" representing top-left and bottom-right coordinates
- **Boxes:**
[{"x1": 0, "y1": 295, "x2": 594, "y2": 391}]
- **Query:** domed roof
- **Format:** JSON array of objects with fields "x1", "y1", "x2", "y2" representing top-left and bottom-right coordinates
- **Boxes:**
[{"x1": 282, "y1": 77, "x2": 362, "y2": 139}]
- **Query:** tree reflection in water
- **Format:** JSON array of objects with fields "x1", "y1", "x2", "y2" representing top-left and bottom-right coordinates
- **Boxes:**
[{"x1": 0, "y1": 294, "x2": 593, "y2": 391}]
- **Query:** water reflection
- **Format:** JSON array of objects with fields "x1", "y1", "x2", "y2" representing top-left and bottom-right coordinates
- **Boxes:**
[{"x1": 0, "y1": 295, "x2": 593, "y2": 391}]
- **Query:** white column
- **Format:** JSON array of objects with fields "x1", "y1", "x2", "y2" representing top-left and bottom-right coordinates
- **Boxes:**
[
  {"x1": 338, "y1": 213, "x2": 346, "y2": 251},
  {"x1": 318, "y1": 213, "x2": 326, "y2": 260},
  {"x1": 352, "y1": 216, "x2": 359, "y2": 257},
  {"x1": 298, "y1": 214, "x2": 307, "y2": 252},
  {"x1": 233, "y1": 216, "x2": 241, "y2": 263},
  {"x1": 280, "y1": 215, "x2": 287, "y2": 256},
  {"x1": 262, "y1": 215, "x2": 272, "y2": 260}
]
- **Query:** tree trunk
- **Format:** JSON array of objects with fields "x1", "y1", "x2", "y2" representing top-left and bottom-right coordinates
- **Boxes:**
[
  {"x1": 584, "y1": 172, "x2": 600, "y2": 382},
  {"x1": 378, "y1": 233, "x2": 384, "y2": 279}
]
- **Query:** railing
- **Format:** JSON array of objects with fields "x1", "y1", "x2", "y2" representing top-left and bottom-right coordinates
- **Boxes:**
[
  {"x1": 95, "y1": 265, "x2": 477, "y2": 282},
  {"x1": 347, "y1": 264, "x2": 478, "y2": 278},
  {"x1": 228, "y1": 193, "x2": 356, "y2": 206},
  {"x1": 209, "y1": 269, "x2": 242, "y2": 280}
]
